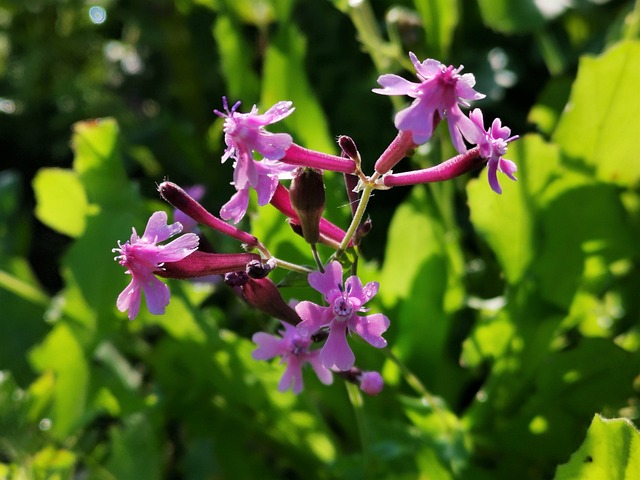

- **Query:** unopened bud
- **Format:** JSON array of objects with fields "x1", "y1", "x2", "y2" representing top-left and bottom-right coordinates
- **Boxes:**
[
  {"x1": 359, "y1": 371, "x2": 384, "y2": 396},
  {"x1": 338, "y1": 135, "x2": 361, "y2": 166},
  {"x1": 289, "y1": 168, "x2": 325, "y2": 244},
  {"x1": 246, "y1": 258, "x2": 277, "y2": 279},
  {"x1": 241, "y1": 277, "x2": 302, "y2": 325},
  {"x1": 224, "y1": 271, "x2": 249, "y2": 287},
  {"x1": 157, "y1": 251, "x2": 260, "y2": 279}
]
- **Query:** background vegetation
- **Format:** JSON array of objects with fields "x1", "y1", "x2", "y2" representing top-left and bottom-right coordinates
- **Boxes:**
[{"x1": 1, "y1": 0, "x2": 640, "y2": 478}]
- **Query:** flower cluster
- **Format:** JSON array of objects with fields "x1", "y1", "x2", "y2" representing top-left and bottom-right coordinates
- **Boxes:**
[{"x1": 113, "y1": 52, "x2": 518, "y2": 395}]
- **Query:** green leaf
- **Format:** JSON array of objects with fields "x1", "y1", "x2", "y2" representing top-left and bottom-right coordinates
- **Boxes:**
[
  {"x1": 467, "y1": 134, "x2": 561, "y2": 284},
  {"x1": 477, "y1": 0, "x2": 545, "y2": 33},
  {"x1": 554, "y1": 41, "x2": 640, "y2": 186},
  {"x1": 554, "y1": 414, "x2": 640, "y2": 480},
  {"x1": 262, "y1": 23, "x2": 335, "y2": 154},
  {"x1": 29, "y1": 323, "x2": 89, "y2": 440},
  {"x1": 33, "y1": 168, "x2": 90, "y2": 238},
  {"x1": 413, "y1": 0, "x2": 459, "y2": 58},
  {"x1": 105, "y1": 413, "x2": 163, "y2": 480},
  {"x1": 534, "y1": 182, "x2": 636, "y2": 308},
  {"x1": 213, "y1": 14, "x2": 260, "y2": 102}
]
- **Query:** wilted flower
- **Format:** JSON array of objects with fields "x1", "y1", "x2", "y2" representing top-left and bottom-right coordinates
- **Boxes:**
[
  {"x1": 252, "y1": 321, "x2": 333, "y2": 394},
  {"x1": 469, "y1": 108, "x2": 518, "y2": 194},
  {"x1": 373, "y1": 52, "x2": 484, "y2": 152},
  {"x1": 296, "y1": 261, "x2": 389, "y2": 371},
  {"x1": 113, "y1": 211, "x2": 199, "y2": 320}
]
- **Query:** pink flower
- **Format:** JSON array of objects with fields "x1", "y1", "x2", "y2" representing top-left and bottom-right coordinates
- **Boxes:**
[
  {"x1": 469, "y1": 108, "x2": 518, "y2": 194},
  {"x1": 214, "y1": 98, "x2": 296, "y2": 222},
  {"x1": 113, "y1": 211, "x2": 199, "y2": 320},
  {"x1": 373, "y1": 52, "x2": 485, "y2": 152},
  {"x1": 295, "y1": 262, "x2": 390, "y2": 371},
  {"x1": 252, "y1": 321, "x2": 333, "y2": 394},
  {"x1": 220, "y1": 159, "x2": 295, "y2": 224}
]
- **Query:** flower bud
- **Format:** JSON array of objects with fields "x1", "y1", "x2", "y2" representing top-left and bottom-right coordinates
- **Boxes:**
[
  {"x1": 289, "y1": 168, "x2": 326, "y2": 244},
  {"x1": 246, "y1": 258, "x2": 277, "y2": 279},
  {"x1": 338, "y1": 135, "x2": 361, "y2": 167},
  {"x1": 241, "y1": 277, "x2": 302, "y2": 325},
  {"x1": 156, "y1": 251, "x2": 260, "y2": 279},
  {"x1": 224, "y1": 271, "x2": 249, "y2": 287},
  {"x1": 359, "y1": 371, "x2": 384, "y2": 396}
]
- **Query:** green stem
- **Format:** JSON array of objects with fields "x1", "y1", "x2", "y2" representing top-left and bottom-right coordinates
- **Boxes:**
[
  {"x1": 333, "y1": 184, "x2": 374, "y2": 260},
  {"x1": 272, "y1": 257, "x2": 314, "y2": 275},
  {"x1": 0, "y1": 270, "x2": 50, "y2": 307}
]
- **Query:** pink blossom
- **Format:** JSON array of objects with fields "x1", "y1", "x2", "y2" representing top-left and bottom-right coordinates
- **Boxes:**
[
  {"x1": 220, "y1": 159, "x2": 295, "y2": 224},
  {"x1": 373, "y1": 52, "x2": 485, "y2": 152},
  {"x1": 252, "y1": 321, "x2": 333, "y2": 394},
  {"x1": 113, "y1": 211, "x2": 199, "y2": 320},
  {"x1": 214, "y1": 98, "x2": 296, "y2": 222},
  {"x1": 469, "y1": 108, "x2": 518, "y2": 194},
  {"x1": 296, "y1": 261, "x2": 390, "y2": 371}
]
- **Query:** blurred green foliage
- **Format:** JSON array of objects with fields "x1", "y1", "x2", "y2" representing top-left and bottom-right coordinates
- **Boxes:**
[{"x1": 1, "y1": 0, "x2": 640, "y2": 478}]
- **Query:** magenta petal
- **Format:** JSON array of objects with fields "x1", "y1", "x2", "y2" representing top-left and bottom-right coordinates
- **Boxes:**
[
  {"x1": 254, "y1": 132, "x2": 293, "y2": 160},
  {"x1": 487, "y1": 160, "x2": 502, "y2": 194},
  {"x1": 351, "y1": 313, "x2": 389, "y2": 348},
  {"x1": 320, "y1": 322, "x2": 354, "y2": 371},
  {"x1": 252, "y1": 332, "x2": 284, "y2": 360},
  {"x1": 500, "y1": 158, "x2": 518, "y2": 180},
  {"x1": 142, "y1": 211, "x2": 182, "y2": 243},
  {"x1": 116, "y1": 279, "x2": 141, "y2": 320},
  {"x1": 373, "y1": 74, "x2": 419, "y2": 96},
  {"x1": 279, "y1": 357, "x2": 304, "y2": 394},
  {"x1": 159, "y1": 233, "x2": 199, "y2": 262},
  {"x1": 220, "y1": 188, "x2": 250, "y2": 224},
  {"x1": 140, "y1": 274, "x2": 171, "y2": 315},
  {"x1": 394, "y1": 102, "x2": 435, "y2": 145},
  {"x1": 296, "y1": 302, "x2": 332, "y2": 337},
  {"x1": 308, "y1": 261, "x2": 343, "y2": 297},
  {"x1": 308, "y1": 353, "x2": 333, "y2": 386}
]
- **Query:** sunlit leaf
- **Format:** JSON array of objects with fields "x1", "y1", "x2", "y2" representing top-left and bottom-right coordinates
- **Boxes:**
[
  {"x1": 33, "y1": 168, "x2": 90, "y2": 238},
  {"x1": 554, "y1": 414, "x2": 640, "y2": 480},
  {"x1": 554, "y1": 41, "x2": 640, "y2": 186}
]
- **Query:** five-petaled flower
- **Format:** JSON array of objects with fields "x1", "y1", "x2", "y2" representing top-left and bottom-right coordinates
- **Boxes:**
[
  {"x1": 373, "y1": 52, "x2": 485, "y2": 153},
  {"x1": 469, "y1": 108, "x2": 519, "y2": 194},
  {"x1": 252, "y1": 321, "x2": 333, "y2": 394},
  {"x1": 215, "y1": 98, "x2": 296, "y2": 223},
  {"x1": 113, "y1": 211, "x2": 199, "y2": 320},
  {"x1": 295, "y1": 261, "x2": 390, "y2": 371}
]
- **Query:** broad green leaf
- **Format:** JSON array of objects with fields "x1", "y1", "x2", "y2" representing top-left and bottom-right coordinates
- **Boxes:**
[
  {"x1": 105, "y1": 413, "x2": 163, "y2": 480},
  {"x1": 534, "y1": 182, "x2": 636, "y2": 308},
  {"x1": 71, "y1": 118, "x2": 133, "y2": 207},
  {"x1": 262, "y1": 23, "x2": 335, "y2": 154},
  {"x1": 477, "y1": 0, "x2": 545, "y2": 33},
  {"x1": 554, "y1": 41, "x2": 640, "y2": 186},
  {"x1": 467, "y1": 135, "x2": 548, "y2": 285},
  {"x1": 33, "y1": 168, "x2": 90, "y2": 238},
  {"x1": 554, "y1": 414, "x2": 640, "y2": 480},
  {"x1": 29, "y1": 323, "x2": 88, "y2": 440},
  {"x1": 213, "y1": 14, "x2": 260, "y2": 102},
  {"x1": 414, "y1": 0, "x2": 459, "y2": 59}
]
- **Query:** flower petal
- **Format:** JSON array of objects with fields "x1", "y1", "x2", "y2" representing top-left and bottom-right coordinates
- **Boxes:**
[
  {"x1": 252, "y1": 332, "x2": 284, "y2": 360},
  {"x1": 308, "y1": 353, "x2": 333, "y2": 386},
  {"x1": 140, "y1": 273, "x2": 171, "y2": 315},
  {"x1": 350, "y1": 313, "x2": 389, "y2": 348},
  {"x1": 158, "y1": 233, "x2": 199, "y2": 263},
  {"x1": 116, "y1": 279, "x2": 141, "y2": 320},
  {"x1": 296, "y1": 301, "x2": 332, "y2": 337},
  {"x1": 320, "y1": 322, "x2": 354, "y2": 371},
  {"x1": 308, "y1": 261, "x2": 343, "y2": 298},
  {"x1": 220, "y1": 188, "x2": 250, "y2": 224},
  {"x1": 142, "y1": 211, "x2": 182, "y2": 243}
]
